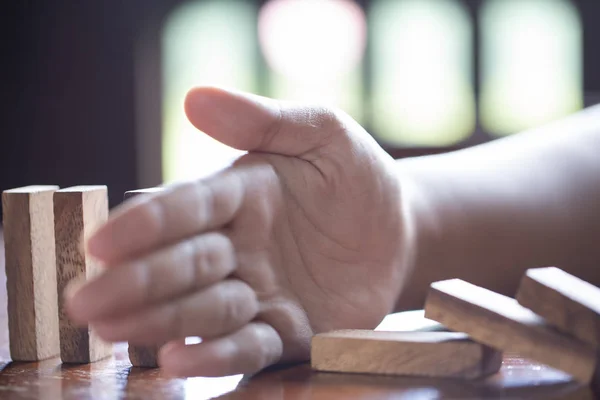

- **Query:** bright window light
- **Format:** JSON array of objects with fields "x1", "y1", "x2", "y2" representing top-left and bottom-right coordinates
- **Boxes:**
[
  {"x1": 370, "y1": 0, "x2": 475, "y2": 147},
  {"x1": 258, "y1": 0, "x2": 367, "y2": 121},
  {"x1": 481, "y1": 0, "x2": 583, "y2": 136},
  {"x1": 162, "y1": 0, "x2": 256, "y2": 183}
]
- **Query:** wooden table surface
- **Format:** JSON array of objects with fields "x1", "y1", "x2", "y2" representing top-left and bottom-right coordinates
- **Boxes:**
[{"x1": 0, "y1": 228, "x2": 595, "y2": 399}]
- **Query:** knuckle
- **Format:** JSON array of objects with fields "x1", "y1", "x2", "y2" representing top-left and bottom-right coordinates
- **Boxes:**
[
  {"x1": 209, "y1": 234, "x2": 236, "y2": 272},
  {"x1": 190, "y1": 234, "x2": 236, "y2": 288},
  {"x1": 137, "y1": 260, "x2": 154, "y2": 304},
  {"x1": 247, "y1": 325, "x2": 271, "y2": 370},
  {"x1": 307, "y1": 106, "x2": 351, "y2": 147},
  {"x1": 216, "y1": 281, "x2": 257, "y2": 332},
  {"x1": 241, "y1": 324, "x2": 280, "y2": 372},
  {"x1": 138, "y1": 199, "x2": 165, "y2": 239},
  {"x1": 189, "y1": 237, "x2": 209, "y2": 285},
  {"x1": 217, "y1": 288, "x2": 239, "y2": 330},
  {"x1": 193, "y1": 182, "x2": 215, "y2": 227},
  {"x1": 318, "y1": 106, "x2": 347, "y2": 130}
]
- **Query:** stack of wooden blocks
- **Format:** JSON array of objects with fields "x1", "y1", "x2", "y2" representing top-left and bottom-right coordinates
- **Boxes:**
[
  {"x1": 1, "y1": 185, "x2": 161, "y2": 367},
  {"x1": 312, "y1": 267, "x2": 600, "y2": 385}
]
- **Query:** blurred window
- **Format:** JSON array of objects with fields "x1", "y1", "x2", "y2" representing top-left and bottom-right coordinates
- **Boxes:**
[
  {"x1": 162, "y1": 0, "x2": 253, "y2": 182},
  {"x1": 481, "y1": 0, "x2": 583, "y2": 136},
  {"x1": 161, "y1": 0, "x2": 583, "y2": 182},
  {"x1": 370, "y1": 0, "x2": 475, "y2": 147},
  {"x1": 259, "y1": 0, "x2": 367, "y2": 122}
]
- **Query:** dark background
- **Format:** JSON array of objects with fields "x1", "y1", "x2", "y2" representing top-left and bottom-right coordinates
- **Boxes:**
[{"x1": 1, "y1": 0, "x2": 599, "y2": 220}]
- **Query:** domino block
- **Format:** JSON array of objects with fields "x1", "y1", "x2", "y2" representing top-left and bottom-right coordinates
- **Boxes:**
[
  {"x1": 517, "y1": 267, "x2": 600, "y2": 348},
  {"x1": 311, "y1": 330, "x2": 502, "y2": 379},
  {"x1": 124, "y1": 187, "x2": 164, "y2": 368},
  {"x1": 54, "y1": 186, "x2": 112, "y2": 363},
  {"x1": 127, "y1": 345, "x2": 160, "y2": 369},
  {"x1": 2, "y1": 186, "x2": 60, "y2": 361},
  {"x1": 424, "y1": 279, "x2": 596, "y2": 383}
]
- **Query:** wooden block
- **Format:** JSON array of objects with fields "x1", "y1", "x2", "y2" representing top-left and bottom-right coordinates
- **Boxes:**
[
  {"x1": 424, "y1": 279, "x2": 596, "y2": 383},
  {"x1": 2, "y1": 185, "x2": 60, "y2": 361},
  {"x1": 124, "y1": 187, "x2": 164, "y2": 368},
  {"x1": 127, "y1": 345, "x2": 160, "y2": 368},
  {"x1": 311, "y1": 330, "x2": 502, "y2": 379},
  {"x1": 54, "y1": 186, "x2": 112, "y2": 363},
  {"x1": 517, "y1": 267, "x2": 600, "y2": 348}
]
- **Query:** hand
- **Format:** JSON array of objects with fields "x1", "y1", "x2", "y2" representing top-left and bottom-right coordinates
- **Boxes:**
[{"x1": 65, "y1": 87, "x2": 413, "y2": 377}]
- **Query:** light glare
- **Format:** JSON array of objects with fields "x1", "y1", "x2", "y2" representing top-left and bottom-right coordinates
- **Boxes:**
[
  {"x1": 371, "y1": 0, "x2": 475, "y2": 146},
  {"x1": 258, "y1": 0, "x2": 367, "y2": 120},
  {"x1": 481, "y1": 0, "x2": 583, "y2": 135}
]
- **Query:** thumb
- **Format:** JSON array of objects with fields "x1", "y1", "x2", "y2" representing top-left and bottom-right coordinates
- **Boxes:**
[{"x1": 184, "y1": 86, "x2": 340, "y2": 157}]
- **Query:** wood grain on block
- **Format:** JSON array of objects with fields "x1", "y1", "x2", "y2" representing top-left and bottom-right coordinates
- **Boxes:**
[
  {"x1": 2, "y1": 186, "x2": 60, "y2": 361},
  {"x1": 54, "y1": 186, "x2": 112, "y2": 363},
  {"x1": 424, "y1": 279, "x2": 596, "y2": 383},
  {"x1": 517, "y1": 267, "x2": 600, "y2": 348},
  {"x1": 124, "y1": 187, "x2": 164, "y2": 367},
  {"x1": 311, "y1": 330, "x2": 502, "y2": 379}
]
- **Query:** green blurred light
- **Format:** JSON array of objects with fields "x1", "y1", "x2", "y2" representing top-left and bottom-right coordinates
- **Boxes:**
[
  {"x1": 370, "y1": 0, "x2": 475, "y2": 147},
  {"x1": 481, "y1": 0, "x2": 583, "y2": 136},
  {"x1": 162, "y1": 0, "x2": 257, "y2": 183}
]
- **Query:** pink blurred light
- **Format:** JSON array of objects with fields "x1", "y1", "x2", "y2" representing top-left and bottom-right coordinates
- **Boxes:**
[{"x1": 258, "y1": 0, "x2": 367, "y2": 80}]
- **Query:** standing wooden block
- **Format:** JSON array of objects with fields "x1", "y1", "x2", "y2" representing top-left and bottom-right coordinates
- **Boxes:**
[
  {"x1": 54, "y1": 186, "x2": 112, "y2": 363},
  {"x1": 517, "y1": 267, "x2": 600, "y2": 348},
  {"x1": 2, "y1": 186, "x2": 60, "y2": 361},
  {"x1": 311, "y1": 330, "x2": 502, "y2": 379},
  {"x1": 124, "y1": 187, "x2": 164, "y2": 368},
  {"x1": 424, "y1": 279, "x2": 596, "y2": 383},
  {"x1": 127, "y1": 345, "x2": 160, "y2": 369}
]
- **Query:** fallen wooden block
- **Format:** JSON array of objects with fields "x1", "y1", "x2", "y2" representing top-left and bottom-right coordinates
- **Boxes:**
[
  {"x1": 123, "y1": 187, "x2": 164, "y2": 368},
  {"x1": 424, "y1": 279, "x2": 596, "y2": 383},
  {"x1": 54, "y1": 186, "x2": 112, "y2": 363},
  {"x1": 311, "y1": 330, "x2": 502, "y2": 379},
  {"x1": 2, "y1": 185, "x2": 61, "y2": 361},
  {"x1": 517, "y1": 267, "x2": 600, "y2": 348}
]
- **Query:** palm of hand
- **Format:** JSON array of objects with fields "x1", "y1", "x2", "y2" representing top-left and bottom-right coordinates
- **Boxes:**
[{"x1": 230, "y1": 122, "x2": 407, "y2": 363}]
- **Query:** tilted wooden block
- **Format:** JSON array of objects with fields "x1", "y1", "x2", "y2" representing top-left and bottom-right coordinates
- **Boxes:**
[
  {"x1": 2, "y1": 186, "x2": 60, "y2": 361},
  {"x1": 123, "y1": 187, "x2": 164, "y2": 368},
  {"x1": 517, "y1": 267, "x2": 600, "y2": 348},
  {"x1": 311, "y1": 330, "x2": 502, "y2": 379},
  {"x1": 54, "y1": 186, "x2": 112, "y2": 363},
  {"x1": 424, "y1": 279, "x2": 596, "y2": 383}
]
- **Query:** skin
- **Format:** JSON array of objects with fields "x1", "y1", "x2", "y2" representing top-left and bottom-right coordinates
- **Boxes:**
[{"x1": 65, "y1": 87, "x2": 600, "y2": 378}]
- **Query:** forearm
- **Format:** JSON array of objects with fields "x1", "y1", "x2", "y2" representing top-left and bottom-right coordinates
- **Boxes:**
[{"x1": 395, "y1": 105, "x2": 600, "y2": 310}]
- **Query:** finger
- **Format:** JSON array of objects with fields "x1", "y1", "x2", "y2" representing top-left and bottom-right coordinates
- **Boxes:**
[
  {"x1": 158, "y1": 322, "x2": 283, "y2": 377},
  {"x1": 66, "y1": 232, "x2": 236, "y2": 324},
  {"x1": 92, "y1": 279, "x2": 259, "y2": 345},
  {"x1": 86, "y1": 174, "x2": 244, "y2": 264},
  {"x1": 184, "y1": 86, "x2": 348, "y2": 157}
]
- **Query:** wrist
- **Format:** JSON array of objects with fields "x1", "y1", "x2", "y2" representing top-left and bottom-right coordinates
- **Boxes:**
[{"x1": 393, "y1": 156, "x2": 446, "y2": 311}]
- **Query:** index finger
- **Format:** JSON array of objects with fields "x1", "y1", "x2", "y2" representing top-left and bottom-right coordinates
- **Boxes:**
[{"x1": 86, "y1": 173, "x2": 244, "y2": 264}]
